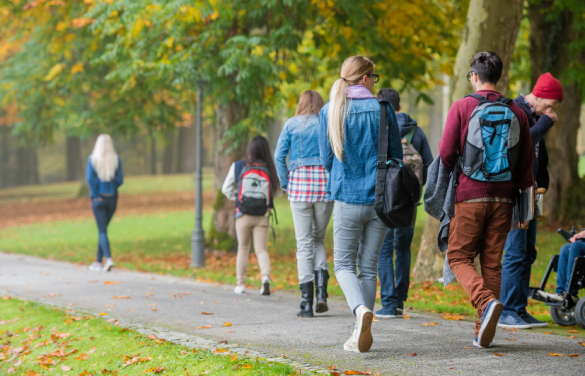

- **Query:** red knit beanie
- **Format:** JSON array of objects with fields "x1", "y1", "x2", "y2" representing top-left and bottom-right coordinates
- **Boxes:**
[{"x1": 532, "y1": 72, "x2": 563, "y2": 101}]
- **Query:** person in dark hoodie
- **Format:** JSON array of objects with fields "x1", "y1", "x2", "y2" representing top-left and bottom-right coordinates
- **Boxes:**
[
  {"x1": 375, "y1": 88, "x2": 433, "y2": 318},
  {"x1": 498, "y1": 73, "x2": 563, "y2": 329}
]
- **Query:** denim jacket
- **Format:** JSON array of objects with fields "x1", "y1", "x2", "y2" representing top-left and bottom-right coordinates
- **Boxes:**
[
  {"x1": 318, "y1": 98, "x2": 402, "y2": 205},
  {"x1": 86, "y1": 156, "x2": 124, "y2": 199},
  {"x1": 274, "y1": 114, "x2": 322, "y2": 190}
]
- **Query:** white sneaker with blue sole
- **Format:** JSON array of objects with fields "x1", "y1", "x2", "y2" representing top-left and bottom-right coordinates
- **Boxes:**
[{"x1": 477, "y1": 299, "x2": 503, "y2": 348}]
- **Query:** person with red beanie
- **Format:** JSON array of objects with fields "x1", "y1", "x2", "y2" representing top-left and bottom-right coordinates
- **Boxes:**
[{"x1": 498, "y1": 72, "x2": 563, "y2": 330}]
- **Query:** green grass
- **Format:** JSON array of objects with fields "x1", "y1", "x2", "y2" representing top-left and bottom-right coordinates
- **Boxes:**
[
  {"x1": 1, "y1": 174, "x2": 584, "y2": 329},
  {"x1": 0, "y1": 297, "x2": 299, "y2": 375}
]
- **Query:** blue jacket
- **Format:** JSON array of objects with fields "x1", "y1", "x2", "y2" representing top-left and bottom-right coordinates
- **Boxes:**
[
  {"x1": 86, "y1": 156, "x2": 124, "y2": 199},
  {"x1": 318, "y1": 98, "x2": 403, "y2": 205},
  {"x1": 396, "y1": 112, "x2": 434, "y2": 185},
  {"x1": 274, "y1": 114, "x2": 322, "y2": 190}
]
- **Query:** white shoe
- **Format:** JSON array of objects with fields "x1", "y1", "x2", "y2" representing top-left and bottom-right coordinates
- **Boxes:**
[
  {"x1": 88, "y1": 262, "x2": 102, "y2": 272},
  {"x1": 473, "y1": 338, "x2": 493, "y2": 348},
  {"x1": 260, "y1": 277, "x2": 271, "y2": 296},
  {"x1": 234, "y1": 285, "x2": 246, "y2": 294},
  {"x1": 102, "y1": 258, "x2": 114, "y2": 272},
  {"x1": 354, "y1": 305, "x2": 374, "y2": 353},
  {"x1": 343, "y1": 336, "x2": 360, "y2": 353}
]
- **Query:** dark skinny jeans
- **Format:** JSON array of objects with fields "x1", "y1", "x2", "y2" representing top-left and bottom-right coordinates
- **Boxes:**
[{"x1": 92, "y1": 197, "x2": 117, "y2": 262}]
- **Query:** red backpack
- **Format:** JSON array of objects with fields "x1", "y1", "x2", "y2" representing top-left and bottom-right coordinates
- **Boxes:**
[{"x1": 235, "y1": 160, "x2": 272, "y2": 216}]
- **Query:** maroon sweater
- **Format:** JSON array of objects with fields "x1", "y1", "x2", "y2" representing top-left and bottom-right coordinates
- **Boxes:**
[{"x1": 439, "y1": 90, "x2": 534, "y2": 203}]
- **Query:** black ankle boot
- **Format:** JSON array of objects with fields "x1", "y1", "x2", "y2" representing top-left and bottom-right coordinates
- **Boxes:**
[
  {"x1": 314, "y1": 269, "x2": 329, "y2": 313},
  {"x1": 297, "y1": 281, "x2": 314, "y2": 318}
]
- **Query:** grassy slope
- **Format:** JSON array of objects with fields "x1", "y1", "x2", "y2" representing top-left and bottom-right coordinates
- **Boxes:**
[
  {"x1": 0, "y1": 174, "x2": 581, "y2": 328},
  {"x1": 0, "y1": 297, "x2": 297, "y2": 375}
]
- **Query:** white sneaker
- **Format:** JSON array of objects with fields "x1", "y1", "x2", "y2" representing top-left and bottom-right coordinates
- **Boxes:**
[
  {"x1": 102, "y1": 258, "x2": 114, "y2": 272},
  {"x1": 234, "y1": 285, "x2": 246, "y2": 294},
  {"x1": 260, "y1": 277, "x2": 271, "y2": 296},
  {"x1": 88, "y1": 262, "x2": 102, "y2": 272},
  {"x1": 343, "y1": 336, "x2": 360, "y2": 353},
  {"x1": 354, "y1": 305, "x2": 374, "y2": 353}
]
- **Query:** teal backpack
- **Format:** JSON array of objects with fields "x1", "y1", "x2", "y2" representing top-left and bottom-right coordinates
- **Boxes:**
[{"x1": 461, "y1": 94, "x2": 521, "y2": 183}]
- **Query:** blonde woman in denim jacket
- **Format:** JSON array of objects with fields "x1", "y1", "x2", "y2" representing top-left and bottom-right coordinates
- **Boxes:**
[
  {"x1": 319, "y1": 56, "x2": 402, "y2": 353},
  {"x1": 275, "y1": 90, "x2": 334, "y2": 318}
]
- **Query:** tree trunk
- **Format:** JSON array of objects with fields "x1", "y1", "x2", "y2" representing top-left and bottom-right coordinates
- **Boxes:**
[
  {"x1": 66, "y1": 136, "x2": 83, "y2": 181},
  {"x1": 415, "y1": 0, "x2": 524, "y2": 282},
  {"x1": 0, "y1": 126, "x2": 9, "y2": 188},
  {"x1": 450, "y1": 0, "x2": 524, "y2": 102},
  {"x1": 162, "y1": 130, "x2": 176, "y2": 174},
  {"x1": 150, "y1": 136, "x2": 157, "y2": 175},
  {"x1": 206, "y1": 101, "x2": 249, "y2": 251},
  {"x1": 15, "y1": 145, "x2": 39, "y2": 186},
  {"x1": 528, "y1": 4, "x2": 585, "y2": 220},
  {"x1": 177, "y1": 123, "x2": 197, "y2": 173}
]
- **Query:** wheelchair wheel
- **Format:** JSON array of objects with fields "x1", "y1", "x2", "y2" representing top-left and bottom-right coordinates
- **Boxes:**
[
  {"x1": 550, "y1": 305, "x2": 577, "y2": 326},
  {"x1": 575, "y1": 298, "x2": 585, "y2": 329}
]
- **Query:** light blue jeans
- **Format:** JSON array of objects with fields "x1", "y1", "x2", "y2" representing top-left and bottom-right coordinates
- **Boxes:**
[{"x1": 333, "y1": 201, "x2": 388, "y2": 314}]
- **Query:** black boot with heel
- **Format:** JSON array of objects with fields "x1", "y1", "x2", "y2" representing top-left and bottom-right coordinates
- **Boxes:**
[
  {"x1": 314, "y1": 269, "x2": 329, "y2": 313},
  {"x1": 297, "y1": 281, "x2": 314, "y2": 318}
]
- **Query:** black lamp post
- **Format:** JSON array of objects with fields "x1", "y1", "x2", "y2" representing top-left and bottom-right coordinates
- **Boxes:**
[{"x1": 191, "y1": 80, "x2": 207, "y2": 268}]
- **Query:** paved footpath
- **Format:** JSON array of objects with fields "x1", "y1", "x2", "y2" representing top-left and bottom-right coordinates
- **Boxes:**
[{"x1": 1, "y1": 253, "x2": 584, "y2": 375}]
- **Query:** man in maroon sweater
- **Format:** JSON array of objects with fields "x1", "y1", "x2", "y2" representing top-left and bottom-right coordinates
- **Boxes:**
[{"x1": 439, "y1": 52, "x2": 534, "y2": 348}]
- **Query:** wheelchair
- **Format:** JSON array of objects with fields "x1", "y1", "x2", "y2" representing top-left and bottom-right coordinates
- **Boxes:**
[{"x1": 528, "y1": 227, "x2": 585, "y2": 328}]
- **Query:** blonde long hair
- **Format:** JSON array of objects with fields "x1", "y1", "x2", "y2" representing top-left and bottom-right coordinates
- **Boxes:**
[
  {"x1": 91, "y1": 134, "x2": 119, "y2": 182},
  {"x1": 327, "y1": 56, "x2": 375, "y2": 161},
  {"x1": 295, "y1": 90, "x2": 325, "y2": 117}
]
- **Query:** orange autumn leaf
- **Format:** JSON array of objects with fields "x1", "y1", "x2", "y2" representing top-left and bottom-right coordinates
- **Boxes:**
[
  {"x1": 214, "y1": 349, "x2": 228, "y2": 353},
  {"x1": 104, "y1": 281, "x2": 121, "y2": 285},
  {"x1": 342, "y1": 371, "x2": 365, "y2": 375},
  {"x1": 544, "y1": 332, "x2": 552, "y2": 334},
  {"x1": 494, "y1": 353, "x2": 506, "y2": 356},
  {"x1": 26, "y1": 371, "x2": 40, "y2": 376},
  {"x1": 242, "y1": 364, "x2": 253, "y2": 369},
  {"x1": 201, "y1": 312, "x2": 214, "y2": 315},
  {"x1": 568, "y1": 336, "x2": 575, "y2": 339},
  {"x1": 196, "y1": 325, "x2": 212, "y2": 329},
  {"x1": 505, "y1": 338, "x2": 516, "y2": 341},
  {"x1": 549, "y1": 353, "x2": 563, "y2": 356},
  {"x1": 99, "y1": 312, "x2": 107, "y2": 316},
  {"x1": 409, "y1": 353, "x2": 417, "y2": 356},
  {"x1": 143, "y1": 367, "x2": 164, "y2": 374},
  {"x1": 222, "y1": 322, "x2": 232, "y2": 327},
  {"x1": 74, "y1": 353, "x2": 89, "y2": 361},
  {"x1": 568, "y1": 330, "x2": 579, "y2": 333},
  {"x1": 442, "y1": 314, "x2": 466, "y2": 321},
  {"x1": 61, "y1": 365, "x2": 72, "y2": 371},
  {"x1": 113, "y1": 296, "x2": 130, "y2": 299},
  {"x1": 580, "y1": 341, "x2": 585, "y2": 346},
  {"x1": 403, "y1": 314, "x2": 411, "y2": 320},
  {"x1": 568, "y1": 354, "x2": 579, "y2": 357},
  {"x1": 230, "y1": 354, "x2": 237, "y2": 361}
]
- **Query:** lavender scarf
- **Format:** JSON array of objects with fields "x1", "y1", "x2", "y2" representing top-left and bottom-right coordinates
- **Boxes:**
[{"x1": 345, "y1": 85, "x2": 375, "y2": 99}]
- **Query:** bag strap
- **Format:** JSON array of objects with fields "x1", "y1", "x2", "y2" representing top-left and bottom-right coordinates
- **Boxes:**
[
  {"x1": 464, "y1": 94, "x2": 487, "y2": 102},
  {"x1": 234, "y1": 159, "x2": 245, "y2": 183},
  {"x1": 377, "y1": 100, "x2": 390, "y2": 164},
  {"x1": 403, "y1": 126, "x2": 417, "y2": 144}
]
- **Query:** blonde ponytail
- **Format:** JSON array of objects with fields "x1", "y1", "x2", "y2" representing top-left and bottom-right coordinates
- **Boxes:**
[{"x1": 327, "y1": 56, "x2": 375, "y2": 161}]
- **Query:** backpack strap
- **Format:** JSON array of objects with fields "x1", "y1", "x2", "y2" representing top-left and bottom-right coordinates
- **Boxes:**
[
  {"x1": 496, "y1": 96, "x2": 512, "y2": 105},
  {"x1": 234, "y1": 159, "x2": 245, "y2": 183},
  {"x1": 403, "y1": 126, "x2": 417, "y2": 144},
  {"x1": 377, "y1": 99, "x2": 390, "y2": 165},
  {"x1": 464, "y1": 94, "x2": 487, "y2": 102}
]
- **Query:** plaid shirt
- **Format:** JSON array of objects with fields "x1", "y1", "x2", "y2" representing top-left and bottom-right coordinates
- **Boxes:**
[{"x1": 287, "y1": 166, "x2": 329, "y2": 203}]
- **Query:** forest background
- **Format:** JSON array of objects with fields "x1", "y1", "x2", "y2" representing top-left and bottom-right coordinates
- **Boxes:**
[{"x1": 1, "y1": 0, "x2": 585, "y2": 283}]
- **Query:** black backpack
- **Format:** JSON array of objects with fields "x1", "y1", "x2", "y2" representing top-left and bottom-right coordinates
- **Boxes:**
[{"x1": 374, "y1": 100, "x2": 421, "y2": 228}]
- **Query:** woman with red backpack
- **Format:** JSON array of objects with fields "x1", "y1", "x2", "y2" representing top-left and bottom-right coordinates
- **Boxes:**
[{"x1": 221, "y1": 136, "x2": 282, "y2": 295}]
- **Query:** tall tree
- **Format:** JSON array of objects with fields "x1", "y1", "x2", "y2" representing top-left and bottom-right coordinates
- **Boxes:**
[
  {"x1": 413, "y1": 0, "x2": 525, "y2": 282},
  {"x1": 528, "y1": 0, "x2": 585, "y2": 220}
]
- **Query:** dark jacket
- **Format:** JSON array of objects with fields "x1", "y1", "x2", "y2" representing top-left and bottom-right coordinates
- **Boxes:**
[
  {"x1": 396, "y1": 112, "x2": 433, "y2": 185},
  {"x1": 513, "y1": 95, "x2": 553, "y2": 190},
  {"x1": 86, "y1": 156, "x2": 123, "y2": 199}
]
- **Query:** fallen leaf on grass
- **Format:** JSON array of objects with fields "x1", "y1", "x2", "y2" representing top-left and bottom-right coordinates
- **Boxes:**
[
  {"x1": 25, "y1": 371, "x2": 40, "y2": 376},
  {"x1": 242, "y1": 364, "x2": 253, "y2": 369},
  {"x1": 104, "y1": 281, "x2": 121, "y2": 285},
  {"x1": 505, "y1": 338, "x2": 516, "y2": 341},
  {"x1": 99, "y1": 313, "x2": 107, "y2": 316},
  {"x1": 61, "y1": 365, "x2": 71, "y2": 371},
  {"x1": 42, "y1": 294, "x2": 60, "y2": 298},
  {"x1": 494, "y1": 353, "x2": 505, "y2": 356},
  {"x1": 88, "y1": 346, "x2": 96, "y2": 355},
  {"x1": 75, "y1": 353, "x2": 89, "y2": 361},
  {"x1": 230, "y1": 354, "x2": 237, "y2": 361},
  {"x1": 549, "y1": 353, "x2": 563, "y2": 356},
  {"x1": 568, "y1": 354, "x2": 579, "y2": 357},
  {"x1": 13, "y1": 357, "x2": 25, "y2": 366},
  {"x1": 143, "y1": 367, "x2": 164, "y2": 374},
  {"x1": 201, "y1": 312, "x2": 214, "y2": 315},
  {"x1": 213, "y1": 349, "x2": 228, "y2": 353},
  {"x1": 442, "y1": 314, "x2": 466, "y2": 321},
  {"x1": 113, "y1": 296, "x2": 130, "y2": 299},
  {"x1": 544, "y1": 332, "x2": 552, "y2": 335},
  {"x1": 146, "y1": 334, "x2": 165, "y2": 344},
  {"x1": 196, "y1": 325, "x2": 212, "y2": 330},
  {"x1": 222, "y1": 322, "x2": 232, "y2": 327},
  {"x1": 409, "y1": 353, "x2": 417, "y2": 356},
  {"x1": 568, "y1": 330, "x2": 579, "y2": 333}
]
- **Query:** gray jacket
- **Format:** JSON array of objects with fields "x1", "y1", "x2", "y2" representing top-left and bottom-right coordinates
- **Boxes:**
[{"x1": 423, "y1": 156, "x2": 457, "y2": 286}]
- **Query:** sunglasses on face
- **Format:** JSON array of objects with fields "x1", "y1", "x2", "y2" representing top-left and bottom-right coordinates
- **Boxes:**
[
  {"x1": 367, "y1": 74, "x2": 379, "y2": 83},
  {"x1": 467, "y1": 71, "x2": 476, "y2": 82}
]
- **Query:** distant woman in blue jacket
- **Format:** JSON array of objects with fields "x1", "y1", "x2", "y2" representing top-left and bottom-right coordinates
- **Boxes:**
[
  {"x1": 86, "y1": 134, "x2": 123, "y2": 272},
  {"x1": 274, "y1": 90, "x2": 333, "y2": 318},
  {"x1": 319, "y1": 56, "x2": 402, "y2": 353}
]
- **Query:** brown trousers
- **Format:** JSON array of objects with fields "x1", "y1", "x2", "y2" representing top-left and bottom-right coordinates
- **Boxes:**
[
  {"x1": 235, "y1": 214, "x2": 271, "y2": 286},
  {"x1": 448, "y1": 202, "x2": 512, "y2": 336}
]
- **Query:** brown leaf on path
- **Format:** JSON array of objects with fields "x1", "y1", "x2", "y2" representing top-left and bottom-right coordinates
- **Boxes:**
[
  {"x1": 580, "y1": 341, "x2": 585, "y2": 346},
  {"x1": 104, "y1": 281, "x2": 121, "y2": 285},
  {"x1": 201, "y1": 311, "x2": 214, "y2": 315},
  {"x1": 42, "y1": 293, "x2": 60, "y2": 298},
  {"x1": 549, "y1": 353, "x2": 563, "y2": 356},
  {"x1": 99, "y1": 312, "x2": 107, "y2": 316},
  {"x1": 494, "y1": 353, "x2": 506, "y2": 356},
  {"x1": 113, "y1": 296, "x2": 130, "y2": 299},
  {"x1": 328, "y1": 366, "x2": 337, "y2": 370},
  {"x1": 61, "y1": 365, "x2": 72, "y2": 371},
  {"x1": 544, "y1": 332, "x2": 552, "y2": 334},
  {"x1": 505, "y1": 338, "x2": 516, "y2": 341},
  {"x1": 75, "y1": 353, "x2": 89, "y2": 360},
  {"x1": 503, "y1": 328, "x2": 517, "y2": 332},
  {"x1": 568, "y1": 336, "x2": 575, "y2": 339},
  {"x1": 442, "y1": 314, "x2": 466, "y2": 321},
  {"x1": 568, "y1": 354, "x2": 579, "y2": 357},
  {"x1": 225, "y1": 330, "x2": 235, "y2": 333},
  {"x1": 568, "y1": 329, "x2": 579, "y2": 333},
  {"x1": 409, "y1": 353, "x2": 417, "y2": 356},
  {"x1": 196, "y1": 325, "x2": 212, "y2": 329},
  {"x1": 464, "y1": 346, "x2": 472, "y2": 349},
  {"x1": 152, "y1": 308, "x2": 158, "y2": 312},
  {"x1": 222, "y1": 322, "x2": 232, "y2": 327},
  {"x1": 342, "y1": 371, "x2": 365, "y2": 375},
  {"x1": 403, "y1": 314, "x2": 411, "y2": 320}
]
